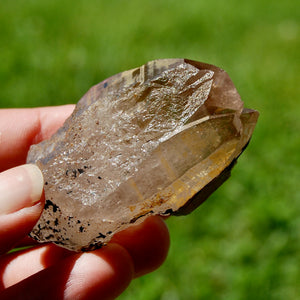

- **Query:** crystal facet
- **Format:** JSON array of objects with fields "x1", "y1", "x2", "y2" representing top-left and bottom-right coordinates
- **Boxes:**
[{"x1": 27, "y1": 59, "x2": 259, "y2": 251}]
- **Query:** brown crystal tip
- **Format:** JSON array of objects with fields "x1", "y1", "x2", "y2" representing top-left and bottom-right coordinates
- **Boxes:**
[{"x1": 27, "y1": 59, "x2": 259, "y2": 251}]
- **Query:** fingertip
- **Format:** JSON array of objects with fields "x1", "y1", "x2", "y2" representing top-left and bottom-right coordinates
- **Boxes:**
[
  {"x1": 64, "y1": 244, "x2": 134, "y2": 300},
  {"x1": 23, "y1": 164, "x2": 44, "y2": 205},
  {"x1": 0, "y1": 164, "x2": 44, "y2": 215},
  {"x1": 111, "y1": 216, "x2": 170, "y2": 277},
  {"x1": 0, "y1": 164, "x2": 44, "y2": 254}
]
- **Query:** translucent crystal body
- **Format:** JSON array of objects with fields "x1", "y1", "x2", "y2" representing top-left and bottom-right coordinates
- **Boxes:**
[{"x1": 27, "y1": 59, "x2": 259, "y2": 251}]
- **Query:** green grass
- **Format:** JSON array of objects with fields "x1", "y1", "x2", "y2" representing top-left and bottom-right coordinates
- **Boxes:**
[{"x1": 1, "y1": 0, "x2": 299, "y2": 299}]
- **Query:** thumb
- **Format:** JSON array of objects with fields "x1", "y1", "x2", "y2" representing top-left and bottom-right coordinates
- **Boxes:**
[{"x1": 0, "y1": 164, "x2": 44, "y2": 254}]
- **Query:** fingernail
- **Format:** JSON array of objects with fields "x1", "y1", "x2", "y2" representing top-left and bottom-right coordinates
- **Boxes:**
[{"x1": 0, "y1": 164, "x2": 44, "y2": 215}]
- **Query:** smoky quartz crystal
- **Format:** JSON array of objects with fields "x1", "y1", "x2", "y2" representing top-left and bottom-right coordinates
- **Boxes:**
[{"x1": 27, "y1": 59, "x2": 259, "y2": 251}]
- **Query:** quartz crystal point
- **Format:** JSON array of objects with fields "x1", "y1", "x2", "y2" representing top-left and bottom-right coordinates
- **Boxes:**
[{"x1": 27, "y1": 59, "x2": 259, "y2": 251}]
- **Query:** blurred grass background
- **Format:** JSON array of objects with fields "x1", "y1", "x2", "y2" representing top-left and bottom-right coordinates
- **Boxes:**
[{"x1": 0, "y1": 0, "x2": 299, "y2": 299}]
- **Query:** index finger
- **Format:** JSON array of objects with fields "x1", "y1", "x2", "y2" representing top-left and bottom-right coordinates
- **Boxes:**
[{"x1": 0, "y1": 105, "x2": 75, "y2": 172}]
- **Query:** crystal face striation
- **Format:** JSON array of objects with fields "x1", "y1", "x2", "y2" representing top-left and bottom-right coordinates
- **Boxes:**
[{"x1": 27, "y1": 59, "x2": 259, "y2": 251}]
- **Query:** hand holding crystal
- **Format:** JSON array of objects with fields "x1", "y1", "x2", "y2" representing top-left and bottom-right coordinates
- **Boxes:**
[{"x1": 0, "y1": 106, "x2": 169, "y2": 299}]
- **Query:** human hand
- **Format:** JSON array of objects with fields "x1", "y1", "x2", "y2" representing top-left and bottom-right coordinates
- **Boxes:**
[{"x1": 0, "y1": 106, "x2": 170, "y2": 300}]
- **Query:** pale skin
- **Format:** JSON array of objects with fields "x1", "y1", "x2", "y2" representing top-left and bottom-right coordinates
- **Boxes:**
[{"x1": 0, "y1": 105, "x2": 170, "y2": 300}]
